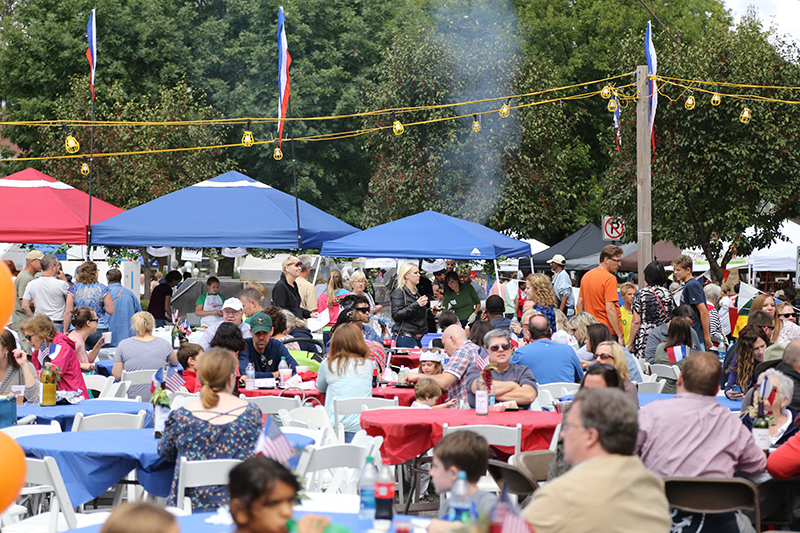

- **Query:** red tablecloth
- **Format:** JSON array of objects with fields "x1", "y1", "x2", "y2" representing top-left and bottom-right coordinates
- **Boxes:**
[
  {"x1": 240, "y1": 386, "x2": 416, "y2": 407},
  {"x1": 390, "y1": 349, "x2": 421, "y2": 369},
  {"x1": 361, "y1": 409, "x2": 562, "y2": 465}
]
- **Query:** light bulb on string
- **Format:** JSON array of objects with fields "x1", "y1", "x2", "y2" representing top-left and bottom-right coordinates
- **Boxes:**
[
  {"x1": 80, "y1": 157, "x2": 90, "y2": 176},
  {"x1": 62, "y1": 123, "x2": 80, "y2": 154},
  {"x1": 392, "y1": 112, "x2": 404, "y2": 135},
  {"x1": 711, "y1": 84, "x2": 721, "y2": 106},
  {"x1": 241, "y1": 120, "x2": 254, "y2": 147},
  {"x1": 607, "y1": 98, "x2": 617, "y2": 113},
  {"x1": 499, "y1": 100, "x2": 510, "y2": 118},
  {"x1": 472, "y1": 115, "x2": 481, "y2": 133},
  {"x1": 685, "y1": 90, "x2": 696, "y2": 110},
  {"x1": 600, "y1": 85, "x2": 612, "y2": 99},
  {"x1": 273, "y1": 147, "x2": 283, "y2": 160},
  {"x1": 739, "y1": 98, "x2": 752, "y2": 124}
]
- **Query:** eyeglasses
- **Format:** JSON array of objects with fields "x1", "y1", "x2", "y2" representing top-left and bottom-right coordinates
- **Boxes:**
[
  {"x1": 24, "y1": 335, "x2": 32, "y2": 341},
  {"x1": 764, "y1": 325, "x2": 775, "y2": 331},
  {"x1": 88, "y1": 318, "x2": 98, "y2": 323},
  {"x1": 780, "y1": 313, "x2": 796, "y2": 318},
  {"x1": 292, "y1": 262, "x2": 303, "y2": 267},
  {"x1": 594, "y1": 352, "x2": 615, "y2": 361},
  {"x1": 488, "y1": 343, "x2": 511, "y2": 352},
  {"x1": 354, "y1": 307, "x2": 370, "y2": 312},
  {"x1": 610, "y1": 258, "x2": 623, "y2": 264}
]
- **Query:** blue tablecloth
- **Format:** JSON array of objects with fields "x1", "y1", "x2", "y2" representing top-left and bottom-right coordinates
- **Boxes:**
[
  {"x1": 17, "y1": 429, "x2": 172, "y2": 507},
  {"x1": 94, "y1": 359, "x2": 182, "y2": 378},
  {"x1": 17, "y1": 400, "x2": 155, "y2": 431},
  {"x1": 65, "y1": 511, "x2": 410, "y2": 533},
  {"x1": 561, "y1": 392, "x2": 741, "y2": 411}
]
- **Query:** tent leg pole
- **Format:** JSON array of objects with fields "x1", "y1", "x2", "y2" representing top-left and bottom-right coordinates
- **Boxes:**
[
  {"x1": 494, "y1": 260, "x2": 500, "y2": 295},
  {"x1": 312, "y1": 257, "x2": 320, "y2": 285},
  {"x1": 529, "y1": 257, "x2": 534, "y2": 275}
]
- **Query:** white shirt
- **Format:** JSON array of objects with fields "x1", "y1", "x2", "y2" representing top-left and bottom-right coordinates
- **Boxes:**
[
  {"x1": 23, "y1": 276, "x2": 69, "y2": 321},
  {"x1": 718, "y1": 296, "x2": 734, "y2": 336}
]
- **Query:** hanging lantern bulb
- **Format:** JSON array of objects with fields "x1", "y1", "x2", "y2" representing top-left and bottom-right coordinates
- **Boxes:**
[
  {"x1": 241, "y1": 120, "x2": 254, "y2": 147},
  {"x1": 65, "y1": 135, "x2": 80, "y2": 154},
  {"x1": 600, "y1": 85, "x2": 612, "y2": 99},
  {"x1": 499, "y1": 100, "x2": 510, "y2": 118},
  {"x1": 472, "y1": 115, "x2": 481, "y2": 133},
  {"x1": 607, "y1": 98, "x2": 618, "y2": 113},
  {"x1": 685, "y1": 91, "x2": 696, "y2": 110},
  {"x1": 739, "y1": 104, "x2": 752, "y2": 124},
  {"x1": 391, "y1": 112, "x2": 404, "y2": 135},
  {"x1": 273, "y1": 146, "x2": 283, "y2": 160},
  {"x1": 80, "y1": 161, "x2": 90, "y2": 175},
  {"x1": 711, "y1": 92, "x2": 721, "y2": 106}
]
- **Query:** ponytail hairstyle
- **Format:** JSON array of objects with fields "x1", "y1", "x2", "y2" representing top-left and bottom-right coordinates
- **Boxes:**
[
  {"x1": 197, "y1": 348, "x2": 238, "y2": 409},
  {"x1": 325, "y1": 270, "x2": 344, "y2": 308},
  {"x1": 71, "y1": 307, "x2": 96, "y2": 330}
]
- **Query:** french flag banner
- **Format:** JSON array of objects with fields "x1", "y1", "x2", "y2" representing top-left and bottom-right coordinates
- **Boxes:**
[
  {"x1": 644, "y1": 21, "x2": 657, "y2": 149},
  {"x1": 759, "y1": 378, "x2": 777, "y2": 406},
  {"x1": 666, "y1": 345, "x2": 689, "y2": 364},
  {"x1": 86, "y1": 9, "x2": 97, "y2": 98},
  {"x1": 277, "y1": 7, "x2": 292, "y2": 149}
]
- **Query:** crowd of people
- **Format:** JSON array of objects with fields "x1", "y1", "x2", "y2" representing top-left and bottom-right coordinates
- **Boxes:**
[{"x1": 8, "y1": 246, "x2": 800, "y2": 532}]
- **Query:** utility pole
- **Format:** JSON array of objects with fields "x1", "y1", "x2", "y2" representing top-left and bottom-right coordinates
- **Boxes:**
[{"x1": 636, "y1": 65, "x2": 653, "y2": 284}]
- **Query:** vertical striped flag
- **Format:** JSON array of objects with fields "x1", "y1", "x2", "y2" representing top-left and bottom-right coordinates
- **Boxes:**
[
  {"x1": 666, "y1": 345, "x2": 689, "y2": 363},
  {"x1": 758, "y1": 377, "x2": 777, "y2": 406},
  {"x1": 86, "y1": 9, "x2": 97, "y2": 98},
  {"x1": 151, "y1": 367, "x2": 164, "y2": 394},
  {"x1": 255, "y1": 415, "x2": 295, "y2": 464},
  {"x1": 644, "y1": 21, "x2": 657, "y2": 149},
  {"x1": 277, "y1": 7, "x2": 292, "y2": 150},
  {"x1": 613, "y1": 94, "x2": 621, "y2": 152}
]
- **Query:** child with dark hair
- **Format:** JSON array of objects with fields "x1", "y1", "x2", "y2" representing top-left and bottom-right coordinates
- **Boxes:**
[
  {"x1": 229, "y1": 456, "x2": 332, "y2": 533},
  {"x1": 177, "y1": 343, "x2": 204, "y2": 393},
  {"x1": 196, "y1": 276, "x2": 226, "y2": 329}
]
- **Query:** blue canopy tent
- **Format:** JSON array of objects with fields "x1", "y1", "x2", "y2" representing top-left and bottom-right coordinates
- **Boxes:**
[
  {"x1": 320, "y1": 211, "x2": 531, "y2": 260},
  {"x1": 92, "y1": 171, "x2": 357, "y2": 248}
]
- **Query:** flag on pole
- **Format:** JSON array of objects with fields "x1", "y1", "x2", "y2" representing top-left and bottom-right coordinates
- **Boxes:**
[
  {"x1": 644, "y1": 21, "x2": 657, "y2": 149},
  {"x1": 666, "y1": 345, "x2": 689, "y2": 364},
  {"x1": 255, "y1": 415, "x2": 295, "y2": 464},
  {"x1": 164, "y1": 367, "x2": 186, "y2": 392},
  {"x1": 758, "y1": 377, "x2": 777, "y2": 406},
  {"x1": 613, "y1": 94, "x2": 622, "y2": 152},
  {"x1": 277, "y1": 6, "x2": 292, "y2": 150},
  {"x1": 86, "y1": 9, "x2": 97, "y2": 98},
  {"x1": 151, "y1": 367, "x2": 164, "y2": 394}
]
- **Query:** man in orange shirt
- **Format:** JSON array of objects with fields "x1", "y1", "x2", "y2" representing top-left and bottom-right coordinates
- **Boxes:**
[{"x1": 576, "y1": 245, "x2": 624, "y2": 341}]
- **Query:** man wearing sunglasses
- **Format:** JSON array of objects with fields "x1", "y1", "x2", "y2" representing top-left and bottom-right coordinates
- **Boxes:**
[
  {"x1": 464, "y1": 329, "x2": 538, "y2": 409},
  {"x1": 576, "y1": 245, "x2": 624, "y2": 341}
]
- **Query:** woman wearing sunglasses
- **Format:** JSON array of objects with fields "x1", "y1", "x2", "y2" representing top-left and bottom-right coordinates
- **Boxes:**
[
  {"x1": 774, "y1": 302, "x2": 800, "y2": 344},
  {"x1": 271, "y1": 256, "x2": 319, "y2": 321},
  {"x1": 593, "y1": 341, "x2": 638, "y2": 405}
]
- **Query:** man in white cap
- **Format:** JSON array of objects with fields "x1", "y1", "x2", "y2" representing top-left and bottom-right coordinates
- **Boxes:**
[
  {"x1": 549, "y1": 254, "x2": 574, "y2": 317},
  {"x1": 13, "y1": 250, "x2": 43, "y2": 351},
  {"x1": 198, "y1": 297, "x2": 252, "y2": 351}
]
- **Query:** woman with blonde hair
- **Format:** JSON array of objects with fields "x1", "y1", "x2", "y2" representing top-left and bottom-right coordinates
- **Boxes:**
[
  {"x1": 158, "y1": 348, "x2": 262, "y2": 511},
  {"x1": 272, "y1": 255, "x2": 319, "y2": 320},
  {"x1": 349, "y1": 270, "x2": 382, "y2": 314},
  {"x1": 773, "y1": 302, "x2": 800, "y2": 344},
  {"x1": 317, "y1": 323, "x2": 376, "y2": 440},
  {"x1": 318, "y1": 269, "x2": 349, "y2": 344},
  {"x1": 525, "y1": 273, "x2": 557, "y2": 333},
  {"x1": 570, "y1": 312, "x2": 599, "y2": 361},
  {"x1": 100, "y1": 502, "x2": 178, "y2": 533},
  {"x1": 593, "y1": 341, "x2": 638, "y2": 404},
  {"x1": 390, "y1": 262, "x2": 429, "y2": 347},
  {"x1": 113, "y1": 311, "x2": 177, "y2": 399},
  {"x1": 64, "y1": 260, "x2": 114, "y2": 347},
  {"x1": 67, "y1": 306, "x2": 105, "y2": 372}
]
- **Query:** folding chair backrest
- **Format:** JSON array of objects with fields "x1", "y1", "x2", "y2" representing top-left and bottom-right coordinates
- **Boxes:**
[
  {"x1": 487, "y1": 459, "x2": 538, "y2": 497},
  {"x1": 176, "y1": 457, "x2": 243, "y2": 512},
  {"x1": 281, "y1": 426, "x2": 328, "y2": 446},
  {"x1": 295, "y1": 443, "x2": 370, "y2": 494},
  {"x1": 650, "y1": 364, "x2": 681, "y2": 381},
  {"x1": 239, "y1": 394, "x2": 302, "y2": 416},
  {"x1": 637, "y1": 379, "x2": 667, "y2": 394},
  {"x1": 170, "y1": 395, "x2": 197, "y2": 410},
  {"x1": 664, "y1": 477, "x2": 760, "y2": 531},
  {"x1": 72, "y1": 410, "x2": 147, "y2": 431},
  {"x1": 83, "y1": 374, "x2": 113, "y2": 398},
  {"x1": 538, "y1": 382, "x2": 579, "y2": 400},
  {"x1": 1, "y1": 420, "x2": 61, "y2": 439},
  {"x1": 333, "y1": 397, "x2": 398, "y2": 441},
  {"x1": 442, "y1": 423, "x2": 523, "y2": 455},
  {"x1": 283, "y1": 406, "x2": 337, "y2": 444},
  {"x1": 121, "y1": 369, "x2": 157, "y2": 386},
  {"x1": 26, "y1": 457, "x2": 77, "y2": 531},
  {"x1": 108, "y1": 380, "x2": 131, "y2": 398}
]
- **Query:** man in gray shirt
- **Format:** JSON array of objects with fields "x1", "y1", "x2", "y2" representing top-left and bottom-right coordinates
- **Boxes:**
[{"x1": 465, "y1": 329, "x2": 538, "y2": 409}]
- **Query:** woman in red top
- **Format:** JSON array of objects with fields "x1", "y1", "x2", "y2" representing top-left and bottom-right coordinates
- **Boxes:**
[{"x1": 23, "y1": 314, "x2": 88, "y2": 399}]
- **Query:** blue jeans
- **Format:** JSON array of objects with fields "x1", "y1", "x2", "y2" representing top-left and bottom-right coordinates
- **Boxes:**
[
  {"x1": 393, "y1": 334, "x2": 420, "y2": 348},
  {"x1": 155, "y1": 319, "x2": 167, "y2": 328}
]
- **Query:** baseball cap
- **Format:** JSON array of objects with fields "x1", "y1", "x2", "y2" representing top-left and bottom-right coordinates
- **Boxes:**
[
  {"x1": 222, "y1": 298, "x2": 243, "y2": 311},
  {"x1": 548, "y1": 254, "x2": 566, "y2": 266},
  {"x1": 249, "y1": 312, "x2": 273, "y2": 334},
  {"x1": 26, "y1": 250, "x2": 44, "y2": 261}
]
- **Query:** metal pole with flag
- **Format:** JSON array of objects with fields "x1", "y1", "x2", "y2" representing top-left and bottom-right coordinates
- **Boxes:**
[
  {"x1": 277, "y1": 6, "x2": 301, "y2": 250},
  {"x1": 85, "y1": 9, "x2": 97, "y2": 257}
]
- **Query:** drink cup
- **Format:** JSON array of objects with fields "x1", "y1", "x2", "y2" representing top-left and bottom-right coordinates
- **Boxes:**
[
  {"x1": 11, "y1": 385, "x2": 25, "y2": 405},
  {"x1": 102, "y1": 332, "x2": 112, "y2": 344},
  {"x1": 296, "y1": 365, "x2": 308, "y2": 373}
]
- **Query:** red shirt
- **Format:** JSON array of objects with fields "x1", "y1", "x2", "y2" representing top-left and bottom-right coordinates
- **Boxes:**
[{"x1": 182, "y1": 368, "x2": 199, "y2": 394}]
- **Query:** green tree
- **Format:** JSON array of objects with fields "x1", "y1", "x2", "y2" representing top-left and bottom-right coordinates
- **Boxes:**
[{"x1": 604, "y1": 13, "x2": 800, "y2": 282}]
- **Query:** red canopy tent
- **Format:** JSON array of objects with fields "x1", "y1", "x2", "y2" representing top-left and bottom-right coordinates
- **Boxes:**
[{"x1": 0, "y1": 168, "x2": 124, "y2": 244}]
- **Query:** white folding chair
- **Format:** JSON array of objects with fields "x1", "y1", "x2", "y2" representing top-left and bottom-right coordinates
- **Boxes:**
[
  {"x1": 443, "y1": 423, "x2": 523, "y2": 455},
  {"x1": 239, "y1": 394, "x2": 302, "y2": 418},
  {"x1": 175, "y1": 457, "x2": 243, "y2": 512},
  {"x1": 280, "y1": 406, "x2": 337, "y2": 444},
  {"x1": 107, "y1": 380, "x2": 131, "y2": 398},
  {"x1": 170, "y1": 394, "x2": 197, "y2": 410},
  {"x1": 83, "y1": 374, "x2": 113, "y2": 398},
  {"x1": 72, "y1": 410, "x2": 147, "y2": 431},
  {"x1": 650, "y1": 364, "x2": 681, "y2": 381},
  {"x1": 333, "y1": 397, "x2": 398, "y2": 442},
  {"x1": 637, "y1": 379, "x2": 667, "y2": 394},
  {"x1": 631, "y1": 358, "x2": 648, "y2": 382},
  {"x1": 538, "y1": 382, "x2": 579, "y2": 400},
  {"x1": 281, "y1": 426, "x2": 328, "y2": 447},
  {"x1": 2, "y1": 457, "x2": 109, "y2": 533},
  {"x1": 1, "y1": 420, "x2": 61, "y2": 439},
  {"x1": 121, "y1": 370, "x2": 157, "y2": 398},
  {"x1": 295, "y1": 442, "x2": 370, "y2": 494},
  {"x1": 16, "y1": 414, "x2": 37, "y2": 426}
]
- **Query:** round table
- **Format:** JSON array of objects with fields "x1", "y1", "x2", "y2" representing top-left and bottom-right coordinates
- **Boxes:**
[
  {"x1": 241, "y1": 386, "x2": 417, "y2": 407},
  {"x1": 17, "y1": 400, "x2": 154, "y2": 431},
  {"x1": 361, "y1": 408, "x2": 562, "y2": 464}
]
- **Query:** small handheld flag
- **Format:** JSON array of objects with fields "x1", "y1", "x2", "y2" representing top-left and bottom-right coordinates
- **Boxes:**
[
  {"x1": 666, "y1": 345, "x2": 689, "y2": 364},
  {"x1": 164, "y1": 367, "x2": 186, "y2": 392},
  {"x1": 86, "y1": 9, "x2": 97, "y2": 98},
  {"x1": 255, "y1": 415, "x2": 295, "y2": 464},
  {"x1": 151, "y1": 367, "x2": 164, "y2": 394},
  {"x1": 277, "y1": 7, "x2": 292, "y2": 150},
  {"x1": 758, "y1": 377, "x2": 777, "y2": 406}
]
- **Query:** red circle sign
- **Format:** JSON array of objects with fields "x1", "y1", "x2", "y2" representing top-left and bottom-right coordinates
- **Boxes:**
[{"x1": 604, "y1": 217, "x2": 625, "y2": 240}]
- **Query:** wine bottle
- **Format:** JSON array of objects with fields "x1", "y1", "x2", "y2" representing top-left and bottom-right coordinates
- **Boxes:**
[
  {"x1": 752, "y1": 396, "x2": 770, "y2": 453},
  {"x1": 40, "y1": 363, "x2": 58, "y2": 406}
]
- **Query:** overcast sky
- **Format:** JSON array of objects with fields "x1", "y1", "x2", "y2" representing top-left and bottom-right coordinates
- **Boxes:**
[{"x1": 724, "y1": 0, "x2": 799, "y2": 44}]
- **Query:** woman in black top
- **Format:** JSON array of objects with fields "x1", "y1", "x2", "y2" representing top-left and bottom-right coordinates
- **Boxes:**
[
  {"x1": 271, "y1": 256, "x2": 318, "y2": 320},
  {"x1": 390, "y1": 263, "x2": 428, "y2": 348}
]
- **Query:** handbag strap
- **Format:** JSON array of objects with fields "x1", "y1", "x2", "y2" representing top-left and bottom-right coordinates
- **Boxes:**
[{"x1": 650, "y1": 287, "x2": 668, "y2": 319}]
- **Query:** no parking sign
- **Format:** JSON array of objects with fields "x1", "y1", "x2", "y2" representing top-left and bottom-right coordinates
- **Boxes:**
[{"x1": 602, "y1": 216, "x2": 625, "y2": 241}]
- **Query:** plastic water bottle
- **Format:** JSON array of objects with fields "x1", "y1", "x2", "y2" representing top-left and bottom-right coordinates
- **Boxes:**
[
  {"x1": 374, "y1": 463, "x2": 395, "y2": 523},
  {"x1": 359, "y1": 456, "x2": 378, "y2": 520},
  {"x1": 245, "y1": 363, "x2": 255, "y2": 391},
  {"x1": 448, "y1": 471, "x2": 473, "y2": 523},
  {"x1": 278, "y1": 357, "x2": 291, "y2": 387}
]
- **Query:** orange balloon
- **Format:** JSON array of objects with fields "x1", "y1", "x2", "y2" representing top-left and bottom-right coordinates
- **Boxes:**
[
  {"x1": 0, "y1": 262, "x2": 13, "y2": 329},
  {"x1": 0, "y1": 433, "x2": 26, "y2": 514}
]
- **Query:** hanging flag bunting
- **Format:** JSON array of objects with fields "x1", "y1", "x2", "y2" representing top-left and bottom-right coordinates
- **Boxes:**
[
  {"x1": 644, "y1": 21, "x2": 657, "y2": 149},
  {"x1": 277, "y1": 7, "x2": 292, "y2": 150},
  {"x1": 613, "y1": 94, "x2": 622, "y2": 152},
  {"x1": 86, "y1": 9, "x2": 97, "y2": 98}
]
